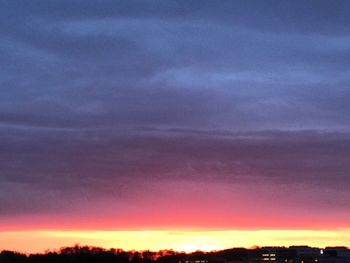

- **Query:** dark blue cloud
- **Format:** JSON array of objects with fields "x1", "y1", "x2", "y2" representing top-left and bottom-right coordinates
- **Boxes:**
[
  {"x1": 1, "y1": 1, "x2": 350, "y2": 131},
  {"x1": 1, "y1": 1, "x2": 350, "y2": 219}
]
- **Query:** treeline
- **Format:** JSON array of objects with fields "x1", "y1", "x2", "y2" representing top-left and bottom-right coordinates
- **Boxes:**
[{"x1": 0, "y1": 245, "x2": 193, "y2": 263}]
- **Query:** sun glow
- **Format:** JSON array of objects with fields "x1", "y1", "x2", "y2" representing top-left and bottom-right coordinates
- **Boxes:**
[{"x1": 1, "y1": 229, "x2": 349, "y2": 254}]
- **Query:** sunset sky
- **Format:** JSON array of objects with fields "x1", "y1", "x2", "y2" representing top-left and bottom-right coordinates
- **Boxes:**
[{"x1": 1, "y1": 0, "x2": 350, "y2": 253}]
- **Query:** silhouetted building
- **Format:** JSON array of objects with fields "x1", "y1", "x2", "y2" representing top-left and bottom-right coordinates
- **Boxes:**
[
  {"x1": 319, "y1": 247, "x2": 350, "y2": 263},
  {"x1": 244, "y1": 246, "x2": 320, "y2": 263},
  {"x1": 178, "y1": 253, "x2": 226, "y2": 263}
]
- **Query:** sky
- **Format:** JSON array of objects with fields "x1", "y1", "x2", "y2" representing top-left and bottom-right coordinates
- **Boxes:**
[{"x1": 1, "y1": 0, "x2": 350, "y2": 253}]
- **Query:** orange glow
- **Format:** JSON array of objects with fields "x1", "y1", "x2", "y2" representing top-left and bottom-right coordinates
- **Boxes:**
[{"x1": 1, "y1": 229, "x2": 349, "y2": 254}]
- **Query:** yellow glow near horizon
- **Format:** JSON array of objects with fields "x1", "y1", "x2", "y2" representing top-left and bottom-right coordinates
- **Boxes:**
[{"x1": 0, "y1": 229, "x2": 349, "y2": 254}]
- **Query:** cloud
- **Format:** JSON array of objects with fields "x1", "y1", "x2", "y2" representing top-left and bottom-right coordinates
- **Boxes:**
[
  {"x1": 1, "y1": 1, "x2": 350, "y2": 131},
  {"x1": 1, "y1": 1, "x2": 350, "y2": 229},
  {"x1": 1, "y1": 128, "x2": 349, "y2": 219}
]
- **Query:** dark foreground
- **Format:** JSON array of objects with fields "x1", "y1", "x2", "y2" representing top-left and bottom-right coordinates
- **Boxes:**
[{"x1": 1, "y1": 245, "x2": 349, "y2": 263}]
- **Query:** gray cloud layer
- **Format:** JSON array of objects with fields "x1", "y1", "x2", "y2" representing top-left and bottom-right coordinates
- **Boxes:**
[
  {"x1": 1, "y1": 128, "x2": 350, "y2": 218},
  {"x1": 1, "y1": 1, "x2": 350, "y2": 221}
]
